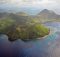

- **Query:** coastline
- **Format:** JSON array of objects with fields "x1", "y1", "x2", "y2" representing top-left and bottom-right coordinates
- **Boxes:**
[{"x1": 36, "y1": 26, "x2": 57, "y2": 40}]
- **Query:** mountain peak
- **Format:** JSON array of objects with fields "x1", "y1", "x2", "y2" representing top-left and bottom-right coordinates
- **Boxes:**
[
  {"x1": 16, "y1": 12, "x2": 28, "y2": 16},
  {"x1": 37, "y1": 9, "x2": 58, "y2": 19},
  {"x1": 38, "y1": 9, "x2": 57, "y2": 15},
  {"x1": 41, "y1": 9, "x2": 49, "y2": 13},
  {"x1": 39, "y1": 9, "x2": 54, "y2": 15}
]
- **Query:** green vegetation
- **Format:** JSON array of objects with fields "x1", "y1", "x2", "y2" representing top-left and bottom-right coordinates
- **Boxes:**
[
  {"x1": 7, "y1": 24, "x2": 49, "y2": 41},
  {"x1": 0, "y1": 16, "x2": 49, "y2": 41},
  {"x1": 0, "y1": 19, "x2": 15, "y2": 34}
]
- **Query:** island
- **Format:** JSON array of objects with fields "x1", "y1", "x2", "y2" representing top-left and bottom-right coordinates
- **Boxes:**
[{"x1": 0, "y1": 18, "x2": 49, "y2": 41}]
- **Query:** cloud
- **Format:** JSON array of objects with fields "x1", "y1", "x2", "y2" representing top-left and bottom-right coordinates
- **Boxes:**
[
  {"x1": 0, "y1": 0, "x2": 60, "y2": 14},
  {"x1": 0, "y1": 0, "x2": 58, "y2": 7}
]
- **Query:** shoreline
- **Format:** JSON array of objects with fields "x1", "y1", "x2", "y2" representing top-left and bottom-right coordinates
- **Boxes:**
[
  {"x1": 35, "y1": 26, "x2": 57, "y2": 40},
  {"x1": 8, "y1": 26, "x2": 57, "y2": 41},
  {"x1": 22, "y1": 27, "x2": 55, "y2": 41}
]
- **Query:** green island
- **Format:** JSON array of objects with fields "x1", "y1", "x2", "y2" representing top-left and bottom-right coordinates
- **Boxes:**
[
  {"x1": 0, "y1": 9, "x2": 60, "y2": 41},
  {"x1": 0, "y1": 18, "x2": 49, "y2": 41}
]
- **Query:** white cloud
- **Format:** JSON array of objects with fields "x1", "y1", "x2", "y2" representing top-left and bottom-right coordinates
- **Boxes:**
[
  {"x1": 0, "y1": 0, "x2": 60, "y2": 14},
  {"x1": 4, "y1": 0, "x2": 55, "y2": 8},
  {"x1": 0, "y1": 0, "x2": 58, "y2": 7}
]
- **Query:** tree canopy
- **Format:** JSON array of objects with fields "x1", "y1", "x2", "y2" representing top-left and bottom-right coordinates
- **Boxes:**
[{"x1": 0, "y1": 19, "x2": 49, "y2": 41}]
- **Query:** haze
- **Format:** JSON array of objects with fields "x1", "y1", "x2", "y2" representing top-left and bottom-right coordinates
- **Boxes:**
[{"x1": 0, "y1": 0, "x2": 60, "y2": 14}]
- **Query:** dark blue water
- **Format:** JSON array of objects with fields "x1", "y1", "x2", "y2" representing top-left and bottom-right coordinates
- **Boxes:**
[{"x1": 0, "y1": 22, "x2": 60, "y2": 57}]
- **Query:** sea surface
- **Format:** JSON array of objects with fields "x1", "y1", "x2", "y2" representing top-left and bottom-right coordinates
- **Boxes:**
[{"x1": 0, "y1": 22, "x2": 60, "y2": 57}]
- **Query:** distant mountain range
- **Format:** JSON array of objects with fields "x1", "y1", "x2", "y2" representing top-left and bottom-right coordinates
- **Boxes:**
[
  {"x1": 0, "y1": 9, "x2": 60, "y2": 21},
  {"x1": 37, "y1": 9, "x2": 60, "y2": 19}
]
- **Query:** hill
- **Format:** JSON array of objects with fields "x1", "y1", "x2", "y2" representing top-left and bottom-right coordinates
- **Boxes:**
[
  {"x1": 0, "y1": 11, "x2": 50, "y2": 41},
  {"x1": 37, "y1": 9, "x2": 60, "y2": 19}
]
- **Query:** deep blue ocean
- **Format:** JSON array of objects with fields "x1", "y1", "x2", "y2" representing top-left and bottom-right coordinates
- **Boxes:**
[{"x1": 0, "y1": 22, "x2": 60, "y2": 57}]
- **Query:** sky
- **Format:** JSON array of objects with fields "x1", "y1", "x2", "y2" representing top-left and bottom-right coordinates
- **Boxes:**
[{"x1": 0, "y1": 0, "x2": 60, "y2": 14}]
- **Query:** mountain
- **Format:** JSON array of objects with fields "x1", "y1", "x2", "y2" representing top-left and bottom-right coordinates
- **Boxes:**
[
  {"x1": 0, "y1": 12, "x2": 10, "y2": 19},
  {"x1": 0, "y1": 12, "x2": 32, "y2": 25},
  {"x1": 0, "y1": 9, "x2": 60, "y2": 24},
  {"x1": 16, "y1": 12, "x2": 28, "y2": 16},
  {"x1": 37, "y1": 9, "x2": 60, "y2": 19}
]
